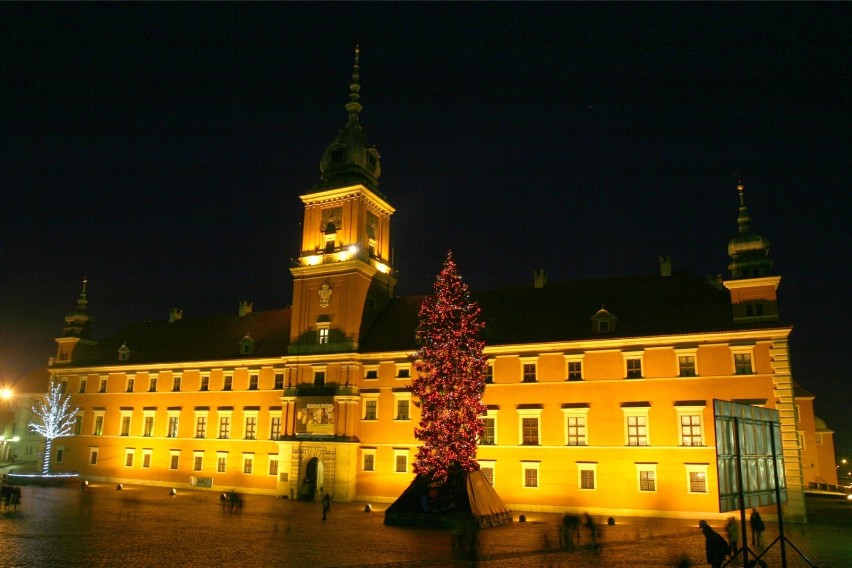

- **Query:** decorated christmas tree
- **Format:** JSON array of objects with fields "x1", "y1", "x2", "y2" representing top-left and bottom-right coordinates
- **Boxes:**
[
  {"x1": 411, "y1": 251, "x2": 488, "y2": 482},
  {"x1": 385, "y1": 251, "x2": 511, "y2": 528}
]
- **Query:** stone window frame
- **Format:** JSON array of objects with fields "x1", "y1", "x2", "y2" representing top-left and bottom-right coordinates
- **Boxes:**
[
  {"x1": 479, "y1": 460, "x2": 496, "y2": 486},
  {"x1": 522, "y1": 461, "x2": 540, "y2": 488},
  {"x1": 636, "y1": 462, "x2": 657, "y2": 492},
  {"x1": 393, "y1": 448, "x2": 408, "y2": 474},
  {"x1": 675, "y1": 403, "x2": 706, "y2": 447},
  {"x1": 362, "y1": 447, "x2": 376, "y2": 472},
  {"x1": 518, "y1": 407, "x2": 542, "y2": 446},
  {"x1": 124, "y1": 448, "x2": 135, "y2": 468},
  {"x1": 685, "y1": 463, "x2": 709, "y2": 493},
  {"x1": 578, "y1": 462, "x2": 597, "y2": 491},
  {"x1": 562, "y1": 404, "x2": 589, "y2": 446}
]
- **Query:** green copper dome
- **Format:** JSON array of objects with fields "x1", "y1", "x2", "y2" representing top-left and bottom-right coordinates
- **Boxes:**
[
  {"x1": 727, "y1": 183, "x2": 772, "y2": 279},
  {"x1": 316, "y1": 46, "x2": 383, "y2": 196}
]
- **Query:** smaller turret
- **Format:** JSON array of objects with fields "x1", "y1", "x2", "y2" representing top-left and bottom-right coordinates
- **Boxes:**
[
  {"x1": 723, "y1": 182, "x2": 780, "y2": 324},
  {"x1": 727, "y1": 182, "x2": 772, "y2": 279},
  {"x1": 62, "y1": 277, "x2": 94, "y2": 338}
]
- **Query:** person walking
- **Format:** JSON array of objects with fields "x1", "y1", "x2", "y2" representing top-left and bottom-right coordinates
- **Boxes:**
[
  {"x1": 725, "y1": 516, "x2": 739, "y2": 561},
  {"x1": 322, "y1": 492, "x2": 331, "y2": 521},
  {"x1": 699, "y1": 520, "x2": 730, "y2": 568},
  {"x1": 750, "y1": 508, "x2": 765, "y2": 548}
]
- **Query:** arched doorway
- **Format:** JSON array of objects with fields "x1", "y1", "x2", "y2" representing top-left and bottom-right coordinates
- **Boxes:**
[{"x1": 301, "y1": 457, "x2": 325, "y2": 501}]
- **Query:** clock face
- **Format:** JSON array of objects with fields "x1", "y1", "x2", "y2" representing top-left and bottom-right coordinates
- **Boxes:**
[{"x1": 321, "y1": 207, "x2": 342, "y2": 233}]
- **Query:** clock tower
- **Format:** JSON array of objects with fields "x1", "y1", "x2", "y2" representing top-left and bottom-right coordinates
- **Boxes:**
[{"x1": 289, "y1": 47, "x2": 396, "y2": 354}]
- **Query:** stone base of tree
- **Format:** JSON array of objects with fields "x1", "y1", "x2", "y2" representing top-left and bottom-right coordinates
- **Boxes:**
[
  {"x1": 384, "y1": 468, "x2": 512, "y2": 528},
  {"x1": 6, "y1": 471, "x2": 79, "y2": 487}
]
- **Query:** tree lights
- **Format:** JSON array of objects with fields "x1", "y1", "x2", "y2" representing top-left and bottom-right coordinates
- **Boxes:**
[
  {"x1": 29, "y1": 381, "x2": 79, "y2": 475},
  {"x1": 410, "y1": 251, "x2": 487, "y2": 482}
]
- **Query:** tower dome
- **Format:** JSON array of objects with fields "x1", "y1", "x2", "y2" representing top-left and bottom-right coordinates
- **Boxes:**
[
  {"x1": 316, "y1": 45, "x2": 382, "y2": 196},
  {"x1": 63, "y1": 277, "x2": 94, "y2": 338},
  {"x1": 727, "y1": 182, "x2": 772, "y2": 279}
]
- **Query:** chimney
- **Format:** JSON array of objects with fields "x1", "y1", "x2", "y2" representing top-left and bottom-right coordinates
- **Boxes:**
[
  {"x1": 238, "y1": 301, "x2": 253, "y2": 317},
  {"x1": 658, "y1": 255, "x2": 672, "y2": 277},
  {"x1": 169, "y1": 308, "x2": 183, "y2": 323},
  {"x1": 533, "y1": 269, "x2": 547, "y2": 289}
]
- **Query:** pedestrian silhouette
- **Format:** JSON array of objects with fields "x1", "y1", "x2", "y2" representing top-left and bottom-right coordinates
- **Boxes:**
[
  {"x1": 322, "y1": 492, "x2": 330, "y2": 520},
  {"x1": 749, "y1": 508, "x2": 765, "y2": 548},
  {"x1": 699, "y1": 520, "x2": 729, "y2": 568}
]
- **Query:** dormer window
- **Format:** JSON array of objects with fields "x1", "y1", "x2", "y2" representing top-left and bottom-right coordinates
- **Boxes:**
[
  {"x1": 118, "y1": 343, "x2": 130, "y2": 362},
  {"x1": 591, "y1": 308, "x2": 618, "y2": 334},
  {"x1": 239, "y1": 334, "x2": 256, "y2": 355}
]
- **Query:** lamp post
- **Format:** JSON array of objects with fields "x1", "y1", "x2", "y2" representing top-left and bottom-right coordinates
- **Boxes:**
[{"x1": 0, "y1": 388, "x2": 13, "y2": 462}]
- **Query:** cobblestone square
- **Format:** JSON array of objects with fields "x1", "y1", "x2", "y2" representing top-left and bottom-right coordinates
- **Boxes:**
[{"x1": 1, "y1": 481, "x2": 850, "y2": 567}]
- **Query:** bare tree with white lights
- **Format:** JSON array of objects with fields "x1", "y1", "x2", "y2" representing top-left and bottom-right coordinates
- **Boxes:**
[{"x1": 29, "y1": 381, "x2": 79, "y2": 475}]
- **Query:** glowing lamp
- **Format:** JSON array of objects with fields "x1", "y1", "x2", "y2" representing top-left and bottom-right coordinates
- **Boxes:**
[
  {"x1": 304, "y1": 255, "x2": 323, "y2": 266},
  {"x1": 0, "y1": 388, "x2": 12, "y2": 400}
]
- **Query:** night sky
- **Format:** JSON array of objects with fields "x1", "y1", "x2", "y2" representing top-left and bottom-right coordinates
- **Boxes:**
[{"x1": 1, "y1": 4, "x2": 849, "y2": 453}]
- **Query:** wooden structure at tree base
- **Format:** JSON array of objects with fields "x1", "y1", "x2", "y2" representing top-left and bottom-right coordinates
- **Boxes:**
[{"x1": 384, "y1": 468, "x2": 512, "y2": 528}]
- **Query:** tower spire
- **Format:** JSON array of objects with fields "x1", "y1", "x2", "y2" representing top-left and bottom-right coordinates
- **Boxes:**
[
  {"x1": 63, "y1": 276, "x2": 94, "y2": 338},
  {"x1": 346, "y1": 44, "x2": 362, "y2": 116},
  {"x1": 316, "y1": 45, "x2": 382, "y2": 195}
]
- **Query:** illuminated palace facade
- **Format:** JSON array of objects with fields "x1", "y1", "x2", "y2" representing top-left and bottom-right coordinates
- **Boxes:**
[{"x1": 46, "y1": 53, "x2": 836, "y2": 522}]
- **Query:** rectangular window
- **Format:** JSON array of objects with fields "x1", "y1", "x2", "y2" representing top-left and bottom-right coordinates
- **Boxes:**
[
  {"x1": 194, "y1": 455, "x2": 203, "y2": 471},
  {"x1": 394, "y1": 450, "x2": 408, "y2": 473},
  {"x1": 395, "y1": 399, "x2": 410, "y2": 420},
  {"x1": 365, "y1": 369, "x2": 378, "y2": 380},
  {"x1": 93, "y1": 415, "x2": 104, "y2": 436},
  {"x1": 566, "y1": 415, "x2": 587, "y2": 446},
  {"x1": 219, "y1": 417, "x2": 231, "y2": 439},
  {"x1": 481, "y1": 417, "x2": 496, "y2": 445},
  {"x1": 248, "y1": 375, "x2": 259, "y2": 390},
  {"x1": 99, "y1": 378, "x2": 107, "y2": 393},
  {"x1": 397, "y1": 368, "x2": 410, "y2": 379},
  {"x1": 244, "y1": 416, "x2": 257, "y2": 440},
  {"x1": 75, "y1": 415, "x2": 83, "y2": 435},
  {"x1": 579, "y1": 467, "x2": 596, "y2": 490},
  {"x1": 173, "y1": 376, "x2": 181, "y2": 392},
  {"x1": 680, "y1": 415, "x2": 703, "y2": 446},
  {"x1": 362, "y1": 449, "x2": 376, "y2": 472},
  {"x1": 274, "y1": 373, "x2": 285, "y2": 389},
  {"x1": 627, "y1": 415, "x2": 648, "y2": 446},
  {"x1": 269, "y1": 458, "x2": 279, "y2": 476},
  {"x1": 626, "y1": 359, "x2": 642, "y2": 378},
  {"x1": 689, "y1": 470, "x2": 707, "y2": 493},
  {"x1": 734, "y1": 353, "x2": 752, "y2": 375},
  {"x1": 364, "y1": 399, "x2": 378, "y2": 421},
  {"x1": 167, "y1": 416, "x2": 179, "y2": 438},
  {"x1": 196, "y1": 416, "x2": 207, "y2": 438},
  {"x1": 79, "y1": 379, "x2": 87, "y2": 393},
  {"x1": 90, "y1": 448, "x2": 99, "y2": 465},
  {"x1": 60, "y1": 380, "x2": 68, "y2": 394},
  {"x1": 522, "y1": 363, "x2": 537, "y2": 383},
  {"x1": 568, "y1": 360, "x2": 582, "y2": 381},
  {"x1": 270, "y1": 416, "x2": 281, "y2": 440},
  {"x1": 314, "y1": 371, "x2": 325, "y2": 386},
  {"x1": 217, "y1": 455, "x2": 227, "y2": 473},
  {"x1": 678, "y1": 356, "x2": 696, "y2": 377},
  {"x1": 639, "y1": 469, "x2": 656, "y2": 492},
  {"x1": 56, "y1": 448, "x2": 65, "y2": 463},
  {"x1": 521, "y1": 417, "x2": 539, "y2": 445},
  {"x1": 522, "y1": 463, "x2": 539, "y2": 488},
  {"x1": 149, "y1": 377, "x2": 157, "y2": 392},
  {"x1": 143, "y1": 415, "x2": 154, "y2": 437},
  {"x1": 223, "y1": 375, "x2": 233, "y2": 391},
  {"x1": 200, "y1": 376, "x2": 209, "y2": 391},
  {"x1": 126, "y1": 377, "x2": 135, "y2": 392},
  {"x1": 485, "y1": 364, "x2": 493, "y2": 384},
  {"x1": 121, "y1": 416, "x2": 131, "y2": 436},
  {"x1": 243, "y1": 456, "x2": 253, "y2": 474},
  {"x1": 142, "y1": 451, "x2": 152, "y2": 469},
  {"x1": 318, "y1": 328, "x2": 329, "y2": 344},
  {"x1": 125, "y1": 450, "x2": 134, "y2": 468},
  {"x1": 170, "y1": 453, "x2": 179, "y2": 470}
]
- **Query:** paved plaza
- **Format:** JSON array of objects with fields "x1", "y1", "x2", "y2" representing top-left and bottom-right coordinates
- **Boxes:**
[{"x1": 0, "y1": 477, "x2": 850, "y2": 567}]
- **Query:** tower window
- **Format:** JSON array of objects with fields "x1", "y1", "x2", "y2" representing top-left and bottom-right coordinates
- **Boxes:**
[{"x1": 318, "y1": 328, "x2": 329, "y2": 344}]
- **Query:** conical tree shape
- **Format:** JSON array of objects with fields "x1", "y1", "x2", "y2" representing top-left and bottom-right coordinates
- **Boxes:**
[{"x1": 385, "y1": 252, "x2": 511, "y2": 527}]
